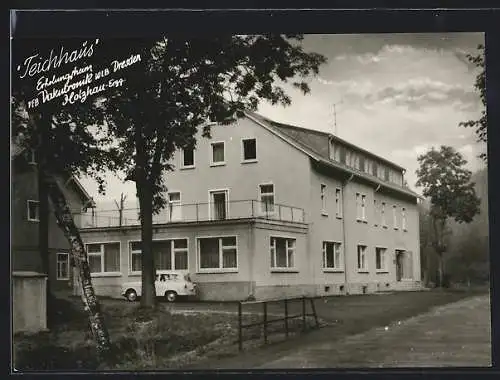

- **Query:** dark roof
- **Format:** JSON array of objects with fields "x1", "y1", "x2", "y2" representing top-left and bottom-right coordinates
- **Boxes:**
[
  {"x1": 245, "y1": 111, "x2": 419, "y2": 199},
  {"x1": 247, "y1": 111, "x2": 406, "y2": 172},
  {"x1": 11, "y1": 142, "x2": 95, "y2": 208}
]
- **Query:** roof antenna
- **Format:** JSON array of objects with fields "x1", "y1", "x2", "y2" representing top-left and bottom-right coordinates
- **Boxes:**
[{"x1": 333, "y1": 98, "x2": 343, "y2": 136}]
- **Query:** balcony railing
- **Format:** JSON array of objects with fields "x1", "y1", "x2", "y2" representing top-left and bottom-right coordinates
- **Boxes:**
[{"x1": 74, "y1": 200, "x2": 306, "y2": 229}]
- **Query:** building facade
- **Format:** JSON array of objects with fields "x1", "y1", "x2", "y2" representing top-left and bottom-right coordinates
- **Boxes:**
[
  {"x1": 11, "y1": 145, "x2": 95, "y2": 292},
  {"x1": 77, "y1": 112, "x2": 422, "y2": 301}
]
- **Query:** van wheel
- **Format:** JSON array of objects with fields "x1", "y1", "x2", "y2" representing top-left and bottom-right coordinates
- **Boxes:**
[
  {"x1": 126, "y1": 289, "x2": 138, "y2": 302},
  {"x1": 165, "y1": 291, "x2": 177, "y2": 303}
]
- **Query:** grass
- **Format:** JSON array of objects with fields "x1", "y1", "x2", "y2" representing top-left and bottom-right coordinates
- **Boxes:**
[
  {"x1": 13, "y1": 288, "x2": 488, "y2": 371},
  {"x1": 13, "y1": 297, "x2": 319, "y2": 371}
]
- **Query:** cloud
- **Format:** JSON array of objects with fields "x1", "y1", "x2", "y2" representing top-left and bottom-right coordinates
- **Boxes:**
[{"x1": 343, "y1": 77, "x2": 479, "y2": 111}]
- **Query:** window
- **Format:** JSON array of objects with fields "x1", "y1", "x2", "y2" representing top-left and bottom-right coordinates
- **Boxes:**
[
  {"x1": 198, "y1": 236, "x2": 237, "y2": 271},
  {"x1": 209, "y1": 190, "x2": 229, "y2": 220},
  {"x1": 210, "y1": 141, "x2": 225, "y2": 165},
  {"x1": 373, "y1": 199, "x2": 378, "y2": 226},
  {"x1": 335, "y1": 188, "x2": 342, "y2": 217},
  {"x1": 270, "y1": 237, "x2": 295, "y2": 269},
  {"x1": 56, "y1": 253, "x2": 69, "y2": 280},
  {"x1": 242, "y1": 138, "x2": 257, "y2": 162},
  {"x1": 381, "y1": 202, "x2": 387, "y2": 227},
  {"x1": 259, "y1": 184, "x2": 275, "y2": 213},
  {"x1": 359, "y1": 155, "x2": 365, "y2": 172},
  {"x1": 130, "y1": 239, "x2": 188, "y2": 273},
  {"x1": 384, "y1": 167, "x2": 390, "y2": 181},
  {"x1": 86, "y1": 242, "x2": 120, "y2": 274},
  {"x1": 322, "y1": 242, "x2": 343, "y2": 270},
  {"x1": 339, "y1": 146, "x2": 346, "y2": 164},
  {"x1": 320, "y1": 184, "x2": 327, "y2": 214},
  {"x1": 402, "y1": 208, "x2": 407, "y2": 231},
  {"x1": 357, "y1": 245, "x2": 367, "y2": 271},
  {"x1": 181, "y1": 148, "x2": 195, "y2": 168},
  {"x1": 361, "y1": 195, "x2": 366, "y2": 221},
  {"x1": 356, "y1": 193, "x2": 366, "y2": 221},
  {"x1": 356, "y1": 193, "x2": 361, "y2": 220},
  {"x1": 372, "y1": 161, "x2": 378, "y2": 177},
  {"x1": 393, "y1": 205, "x2": 398, "y2": 229},
  {"x1": 27, "y1": 200, "x2": 39, "y2": 222},
  {"x1": 375, "y1": 247, "x2": 387, "y2": 272},
  {"x1": 167, "y1": 192, "x2": 182, "y2": 221}
]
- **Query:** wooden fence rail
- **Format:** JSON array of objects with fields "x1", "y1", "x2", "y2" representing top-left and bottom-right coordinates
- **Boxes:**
[{"x1": 237, "y1": 296, "x2": 320, "y2": 351}]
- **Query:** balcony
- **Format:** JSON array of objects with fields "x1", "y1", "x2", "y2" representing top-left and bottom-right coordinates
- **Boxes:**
[{"x1": 75, "y1": 200, "x2": 306, "y2": 229}]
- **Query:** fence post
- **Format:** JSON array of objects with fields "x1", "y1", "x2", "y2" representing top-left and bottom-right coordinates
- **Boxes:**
[
  {"x1": 263, "y1": 302, "x2": 268, "y2": 345},
  {"x1": 302, "y1": 296, "x2": 306, "y2": 332},
  {"x1": 284, "y1": 298, "x2": 289, "y2": 338},
  {"x1": 238, "y1": 302, "x2": 243, "y2": 351},
  {"x1": 310, "y1": 298, "x2": 320, "y2": 329}
]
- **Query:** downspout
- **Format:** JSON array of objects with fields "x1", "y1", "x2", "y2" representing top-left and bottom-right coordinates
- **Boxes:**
[{"x1": 342, "y1": 173, "x2": 355, "y2": 294}]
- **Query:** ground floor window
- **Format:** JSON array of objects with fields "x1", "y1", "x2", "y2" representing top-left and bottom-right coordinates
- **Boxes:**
[
  {"x1": 322, "y1": 241, "x2": 343, "y2": 270},
  {"x1": 270, "y1": 236, "x2": 296, "y2": 269},
  {"x1": 197, "y1": 236, "x2": 238, "y2": 271},
  {"x1": 357, "y1": 245, "x2": 367, "y2": 272},
  {"x1": 86, "y1": 242, "x2": 121, "y2": 274},
  {"x1": 375, "y1": 247, "x2": 387, "y2": 272},
  {"x1": 56, "y1": 252, "x2": 69, "y2": 280},
  {"x1": 130, "y1": 239, "x2": 189, "y2": 273}
]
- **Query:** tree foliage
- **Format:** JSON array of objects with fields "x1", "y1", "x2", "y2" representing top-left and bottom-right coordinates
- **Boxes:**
[
  {"x1": 415, "y1": 145, "x2": 480, "y2": 287},
  {"x1": 459, "y1": 44, "x2": 487, "y2": 161},
  {"x1": 98, "y1": 35, "x2": 327, "y2": 307},
  {"x1": 415, "y1": 146, "x2": 480, "y2": 224}
]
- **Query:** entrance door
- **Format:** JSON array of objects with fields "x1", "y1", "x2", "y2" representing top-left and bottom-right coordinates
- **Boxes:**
[
  {"x1": 396, "y1": 250, "x2": 404, "y2": 282},
  {"x1": 210, "y1": 190, "x2": 228, "y2": 220}
]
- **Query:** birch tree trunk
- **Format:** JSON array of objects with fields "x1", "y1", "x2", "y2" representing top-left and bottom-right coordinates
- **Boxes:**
[{"x1": 45, "y1": 174, "x2": 112, "y2": 359}]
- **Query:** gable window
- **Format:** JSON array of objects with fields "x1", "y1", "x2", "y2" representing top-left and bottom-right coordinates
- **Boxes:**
[
  {"x1": 181, "y1": 148, "x2": 195, "y2": 168},
  {"x1": 242, "y1": 138, "x2": 257, "y2": 162},
  {"x1": 322, "y1": 241, "x2": 343, "y2": 270},
  {"x1": 27, "y1": 200, "x2": 40, "y2": 222},
  {"x1": 56, "y1": 253, "x2": 69, "y2": 280},
  {"x1": 86, "y1": 242, "x2": 121, "y2": 274},
  {"x1": 372, "y1": 161, "x2": 378, "y2": 177},
  {"x1": 402, "y1": 208, "x2": 407, "y2": 231},
  {"x1": 259, "y1": 183, "x2": 275, "y2": 213},
  {"x1": 393, "y1": 205, "x2": 398, "y2": 229},
  {"x1": 335, "y1": 188, "x2": 342, "y2": 218},
  {"x1": 198, "y1": 236, "x2": 237, "y2": 271},
  {"x1": 130, "y1": 239, "x2": 189, "y2": 274},
  {"x1": 270, "y1": 237, "x2": 295, "y2": 269},
  {"x1": 357, "y1": 245, "x2": 367, "y2": 272},
  {"x1": 375, "y1": 247, "x2": 387, "y2": 272},
  {"x1": 320, "y1": 184, "x2": 327, "y2": 215},
  {"x1": 210, "y1": 141, "x2": 225, "y2": 166},
  {"x1": 381, "y1": 202, "x2": 387, "y2": 227}
]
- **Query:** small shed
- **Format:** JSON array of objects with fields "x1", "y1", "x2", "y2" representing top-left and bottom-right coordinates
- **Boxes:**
[{"x1": 12, "y1": 271, "x2": 48, "y2": 334}]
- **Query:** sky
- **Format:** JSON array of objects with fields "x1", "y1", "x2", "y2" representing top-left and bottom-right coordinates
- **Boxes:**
[{"x1": 79, "y1": 33, "x2": 486, "y2": 209}]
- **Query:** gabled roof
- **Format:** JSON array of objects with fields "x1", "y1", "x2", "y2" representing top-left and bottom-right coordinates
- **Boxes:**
[
  {"x1": 244, "y1": 111, "x2": 419, "y2": 199},
  {"x1": 11, "y1": 142, "x2": 96, "y2": 208}
]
